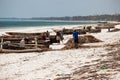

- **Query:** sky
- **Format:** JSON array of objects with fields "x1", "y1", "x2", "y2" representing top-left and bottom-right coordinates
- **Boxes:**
[{"x1": 0, "y1": 0, "x2": 120, "y2": 18}]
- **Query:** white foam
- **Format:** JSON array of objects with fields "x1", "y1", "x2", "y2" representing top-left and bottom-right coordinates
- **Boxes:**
[{"x1": 0, "y1": 24, "x2": 97, "y2": 35}]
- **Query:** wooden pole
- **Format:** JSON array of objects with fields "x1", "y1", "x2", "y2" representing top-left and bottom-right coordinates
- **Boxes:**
[
  {"x1": 0, "y1": 34, "x2": 3, "y2": 50},
  {"x1": 35, "y1": 37, "x2": 38, "y2": 48},
  {"x1": 108, "y1": 27, "x2": 110, "y2": 32}
]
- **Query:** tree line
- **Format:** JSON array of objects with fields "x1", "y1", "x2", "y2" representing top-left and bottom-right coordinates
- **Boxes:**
[{"x1": 31, "y1": 14, "x2": 120, "y2": 21}]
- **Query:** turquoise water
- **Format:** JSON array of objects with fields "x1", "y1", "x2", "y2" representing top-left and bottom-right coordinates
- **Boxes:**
[{"x1": 0, "y1": 19, "x2": 97, "y2": 29}]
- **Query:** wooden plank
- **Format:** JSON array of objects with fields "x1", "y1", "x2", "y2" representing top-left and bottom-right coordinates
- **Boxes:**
[{"x1": 0, "y1": 48, "x2": 42, "y2": 53}]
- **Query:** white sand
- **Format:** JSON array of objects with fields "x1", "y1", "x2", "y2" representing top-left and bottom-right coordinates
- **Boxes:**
[{"x1": 0, "y1": 24, "x2": 120, "y2": 80}]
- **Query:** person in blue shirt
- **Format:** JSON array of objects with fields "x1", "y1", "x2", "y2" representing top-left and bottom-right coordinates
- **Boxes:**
[{"x1": 73, "y1": 30, "x2": 79, "y2": 48}]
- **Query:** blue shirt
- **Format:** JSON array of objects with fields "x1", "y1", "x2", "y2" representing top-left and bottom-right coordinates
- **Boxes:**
[{"x1": 73, "y1": 31, "x2": 79, "y2": 40}]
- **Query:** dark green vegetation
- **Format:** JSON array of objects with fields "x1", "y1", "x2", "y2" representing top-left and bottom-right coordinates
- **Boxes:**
[{"x1": 31, "y1": 14, "x2": 120, "y2": 21}]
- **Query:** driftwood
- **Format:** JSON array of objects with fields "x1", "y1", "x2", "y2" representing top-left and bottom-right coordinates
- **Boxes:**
[
  {"x1": 0, "y1": 48, "x2": 42, "y2": 53},
  {"x1": 109, "y1": 28, "x2": 120, "y2": 32},
  {"x1": 97, "y1": 23, "x2": 116, "y2": 29},
  {"x1": 6, "y1": 32, "x2": 43, "y2": 36}
]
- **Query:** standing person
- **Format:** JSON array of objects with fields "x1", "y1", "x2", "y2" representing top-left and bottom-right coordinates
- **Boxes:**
[
  {"x1": 42, "y1": 32, "x2": 46, "y2": 40},
  {"x1": 46, "y1": 30, "x2": 50, "y2": 39},
  {"x1": 59, "y1": 31, "x2": 64, "y2": 43},
  {"x1": 56, "y1": 31, "x2": 61, "y2": 43},
  {"x1": 73, "y1": 30, "x2": 79, "y2": 48},
  {"x1": 56, "y1": 31, "x2": 64, "y2": 44},
  {"x1": 20, "y1": 38, "x2": 25, "y2": 47}
]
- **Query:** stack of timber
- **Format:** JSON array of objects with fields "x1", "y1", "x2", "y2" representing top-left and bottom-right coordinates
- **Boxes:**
[{"x1": 0, "y1": 32, "x2": 51, "y2": 53}]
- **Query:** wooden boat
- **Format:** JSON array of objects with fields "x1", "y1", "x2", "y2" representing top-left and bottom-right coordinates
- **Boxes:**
[{"x1": 0, "y1": 32, "x2": 52, "y2": 53}]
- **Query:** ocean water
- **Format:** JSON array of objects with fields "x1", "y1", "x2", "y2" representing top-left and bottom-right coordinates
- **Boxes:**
[
  {"x1": 0, "y1": 19, "x2": 98, "y2": 27},
  {"x1": 0, "y1": 19, "x2": 98, "y2": 34}
]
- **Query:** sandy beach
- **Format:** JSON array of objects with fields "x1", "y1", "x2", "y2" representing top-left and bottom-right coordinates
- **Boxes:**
[{"x1": 0, "y1": 24, "x2": 120, "y2": 80}]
